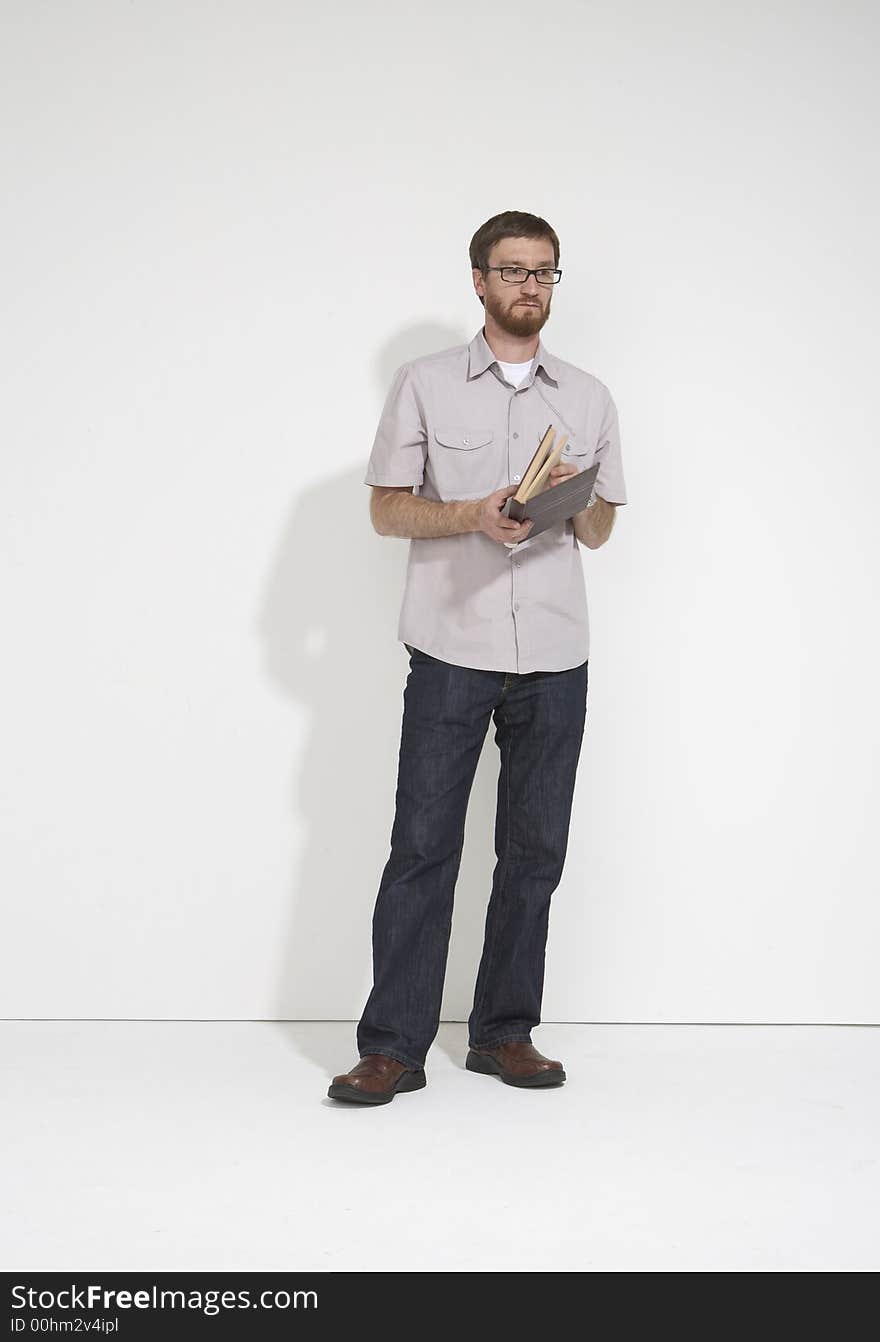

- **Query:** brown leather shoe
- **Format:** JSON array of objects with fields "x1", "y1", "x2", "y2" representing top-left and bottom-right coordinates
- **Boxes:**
[
  {"x1": 327, "y1": 1053, "x2": 427, "y2": 1105},
  {"x1": 465, "y1": 1040, "x2": 565, "y2": 1088}
]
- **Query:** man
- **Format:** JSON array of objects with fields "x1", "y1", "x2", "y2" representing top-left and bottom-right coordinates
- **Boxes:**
[{"x1": 328, "y1": 210, "x2": 627, "y2": 1104}]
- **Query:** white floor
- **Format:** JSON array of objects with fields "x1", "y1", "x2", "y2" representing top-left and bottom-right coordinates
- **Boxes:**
[{"x1": 2, "y1": 1021, "x2": 878, "y2": 1271}]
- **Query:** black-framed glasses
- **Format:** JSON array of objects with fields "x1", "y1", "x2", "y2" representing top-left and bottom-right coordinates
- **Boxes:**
[{"x1": 485, "y1": 266, "x2": 562, "y2": 285}]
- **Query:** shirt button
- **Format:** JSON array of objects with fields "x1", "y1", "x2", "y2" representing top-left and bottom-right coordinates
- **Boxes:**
[
  {"x1": 514, "y1": 603, "x2": 520, "y2": 611},
  {"x1": 515, "y1": 561, "x2": 521, "y2": 568},
  {"x1": 463, "y1": 436, "x2": 470, "y2": 445},
  {"x1": 513, "y1": 474, "x2": 520, "y2": 482},
  {"x1": 513, "y1": 432, "x2": 519, "y2": 439}
]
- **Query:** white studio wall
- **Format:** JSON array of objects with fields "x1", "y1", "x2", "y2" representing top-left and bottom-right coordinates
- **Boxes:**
[{"x1": 1, "y1": 0, "x2": 877, "y2": 1023}]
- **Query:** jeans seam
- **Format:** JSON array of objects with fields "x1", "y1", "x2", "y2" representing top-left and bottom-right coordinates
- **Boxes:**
[{"x1": 470, "y1": 706, "x2": 512, "y2": 1035}]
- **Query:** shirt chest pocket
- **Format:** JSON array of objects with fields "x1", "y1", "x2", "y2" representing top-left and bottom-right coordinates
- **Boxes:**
[
  {"x1": 429, "y1": 426, "x2": 499, "y2": 501},
  {"x1": 559, "y1": 430, "x2": 594, "y2": 470}
]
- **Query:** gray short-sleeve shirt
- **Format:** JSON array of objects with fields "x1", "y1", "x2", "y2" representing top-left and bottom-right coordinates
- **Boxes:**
[{"x1": 364, "y1": 326, "x2": 627, "y2": 673}]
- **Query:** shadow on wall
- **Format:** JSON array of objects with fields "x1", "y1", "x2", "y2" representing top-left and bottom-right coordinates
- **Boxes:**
[{"x1": 257, "y1": 322, "x2": 501, "y2": 1073}]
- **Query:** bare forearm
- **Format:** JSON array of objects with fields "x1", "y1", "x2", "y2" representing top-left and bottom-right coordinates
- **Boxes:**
[
  {"x1": 374, "y1": 493, "x2": 481, "y2": 538},
  {"x1": 573, "y1": 496, "x2": 616, "y2": 549}
]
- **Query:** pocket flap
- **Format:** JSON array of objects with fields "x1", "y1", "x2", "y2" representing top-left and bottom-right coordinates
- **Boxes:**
[{"x1": 434, "y1": 427, "x2": 494, "y2": 451}]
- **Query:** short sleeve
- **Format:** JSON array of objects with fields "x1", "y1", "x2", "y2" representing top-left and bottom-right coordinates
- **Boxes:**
[
  {"x1": 363, "y1": 362, "x2": 428, "y2": 487},
  {"x1": 594, "y1": 389, "x2": 628, "y2": 505}
]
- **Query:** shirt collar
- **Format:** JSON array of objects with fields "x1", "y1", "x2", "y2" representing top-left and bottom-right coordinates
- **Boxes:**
[{"x1": 467, "y1": 325, "x2": 561, "y2": 387}]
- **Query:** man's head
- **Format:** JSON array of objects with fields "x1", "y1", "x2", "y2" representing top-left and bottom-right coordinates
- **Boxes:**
[{"x1": 470, "y1": 211, "x2": 561, "y2": 340}]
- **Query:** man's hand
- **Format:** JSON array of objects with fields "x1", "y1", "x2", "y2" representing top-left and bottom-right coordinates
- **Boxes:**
[
  {"x1": 476, "y1": 485, "x2": 535, "y2": 544},
  {"x1": 548, "y1": 463, "x2": 580, "y2": 486}
]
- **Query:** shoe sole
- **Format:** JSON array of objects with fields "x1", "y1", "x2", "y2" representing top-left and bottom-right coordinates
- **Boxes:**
[
  {"x1": 327, "y1": 1067, "x2": 427, "y2": 1105},
  {"x1": 465, "y1": 1049, "x2": 566, "y2": 1088}
]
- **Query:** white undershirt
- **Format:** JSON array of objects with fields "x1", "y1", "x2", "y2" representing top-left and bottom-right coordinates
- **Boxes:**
[{"x1": 496, "y1": 358, "x2": 534, "y2": 388}]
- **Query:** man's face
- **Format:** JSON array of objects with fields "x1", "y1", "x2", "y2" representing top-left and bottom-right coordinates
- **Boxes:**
[{"x1": 474, "y1": 236, "x2": 556, "y2": 338}]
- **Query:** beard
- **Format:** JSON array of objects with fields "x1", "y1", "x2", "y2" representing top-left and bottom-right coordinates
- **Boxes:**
[{"x1": 485, "y1": 289, "x2": 551, "y2": 338}]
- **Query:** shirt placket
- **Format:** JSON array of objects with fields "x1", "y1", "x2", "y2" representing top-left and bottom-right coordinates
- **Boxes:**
[{"x1": 505, "y1": 370, "x2": 538, "y2": 674}]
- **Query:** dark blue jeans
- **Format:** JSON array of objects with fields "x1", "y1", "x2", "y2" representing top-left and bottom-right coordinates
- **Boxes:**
[{"x1": 356, "y1": 644, "x2": 589, "y2": 1071}]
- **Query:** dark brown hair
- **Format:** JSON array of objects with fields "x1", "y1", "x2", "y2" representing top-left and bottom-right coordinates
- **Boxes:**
[{"x1": 469, "y1": 211, "x2": 560, "y2": 306}]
